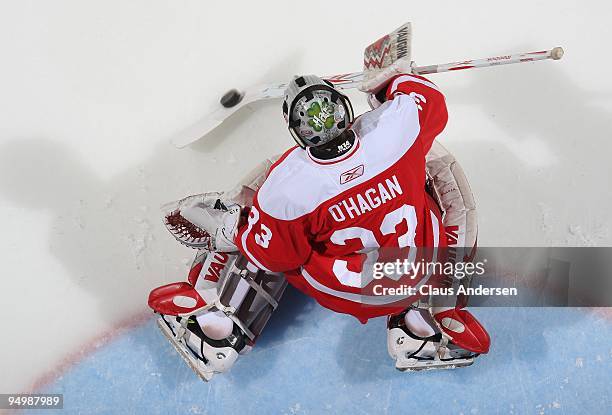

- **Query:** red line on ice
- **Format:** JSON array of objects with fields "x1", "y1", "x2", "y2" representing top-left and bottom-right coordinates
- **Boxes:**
[{"x1": 26, "y1": 309, "x2": 152, "y2": 393}]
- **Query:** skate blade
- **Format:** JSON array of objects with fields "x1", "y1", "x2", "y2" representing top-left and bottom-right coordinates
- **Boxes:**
[
  {"x1": 156, "y1": 317, "x2": 214, "y2": 381},
  {"x1": 396, "y1": 357, "x2": 475, "y2": 372}
]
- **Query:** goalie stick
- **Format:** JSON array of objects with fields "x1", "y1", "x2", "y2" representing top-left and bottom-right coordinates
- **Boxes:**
[{"x1": 170, "y1": 24, "x2": 563, "y2": 148}]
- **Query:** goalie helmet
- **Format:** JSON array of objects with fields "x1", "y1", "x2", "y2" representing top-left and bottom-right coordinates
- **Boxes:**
[{"x1": 282, "y1": 75, "x2": 354, "y2": 149}]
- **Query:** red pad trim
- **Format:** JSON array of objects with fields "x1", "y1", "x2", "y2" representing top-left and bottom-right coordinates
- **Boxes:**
[
  {"x1": 148, "y1": 282, "x2": 207, "y2": 316},
  {"x1": 434, "y1": 308, "x2": 491, "y2": 354}
]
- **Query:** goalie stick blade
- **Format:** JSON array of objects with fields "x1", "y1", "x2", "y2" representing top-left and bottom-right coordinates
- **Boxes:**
[
  {"x1": 171, "y1": 115, "x2": 224, "y2": 149},
  {"x1": 170, "y1": 83, "x2": 287, "y2": 148}
]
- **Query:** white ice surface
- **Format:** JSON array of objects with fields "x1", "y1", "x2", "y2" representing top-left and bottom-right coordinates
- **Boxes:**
[{"x1": 0, "y1": 0, "x2": 611, "y2": 393}]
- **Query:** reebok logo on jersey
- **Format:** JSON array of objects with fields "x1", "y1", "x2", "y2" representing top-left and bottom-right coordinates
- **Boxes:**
[{"x1": 340, "y1": 164, "x2": 364, "y2": 184}]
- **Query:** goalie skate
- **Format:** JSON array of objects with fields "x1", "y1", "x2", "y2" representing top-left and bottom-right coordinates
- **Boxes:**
[
  {"x1": 156, "y1": 313, "x2": 247, "y2": 381},
  {"x1": 387, "y1": 311, "x2": 481, "y2": 372}
]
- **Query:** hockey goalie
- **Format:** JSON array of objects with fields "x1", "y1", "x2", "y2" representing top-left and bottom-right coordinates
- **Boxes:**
[{"x1": 148, "y1": 72, "x2": 491, "y2": 380}]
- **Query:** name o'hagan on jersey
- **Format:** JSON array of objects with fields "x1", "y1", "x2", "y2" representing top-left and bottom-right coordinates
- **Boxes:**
[{"x1": 328, "y1": 175, "x2": 403, "y2": 222}]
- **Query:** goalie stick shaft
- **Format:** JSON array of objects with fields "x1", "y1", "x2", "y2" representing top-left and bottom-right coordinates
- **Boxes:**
[
  {"x1": 324, "y1": 47, "x2": 564, "y2": 87},
  {"x1": 412, "y1": 47, "x2": 564, "y2": 75}
]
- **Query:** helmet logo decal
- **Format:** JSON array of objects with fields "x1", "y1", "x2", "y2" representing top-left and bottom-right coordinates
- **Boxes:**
[{"x1": 307, "y1": 101, "x2": 336, "y2": 132}]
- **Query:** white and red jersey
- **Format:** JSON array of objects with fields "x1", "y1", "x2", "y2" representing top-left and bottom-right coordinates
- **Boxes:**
[{"x1": 236, "y1": 74, "x2": 449, "y2": 322}]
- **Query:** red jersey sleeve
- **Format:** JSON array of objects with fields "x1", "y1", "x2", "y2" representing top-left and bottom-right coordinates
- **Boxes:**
[
  {"x1": 236, "y1": 194, "x2": 311, "y2": 272},
  {"x1": 385, "y1": 74, "x2": 448, "y2": 153}
]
